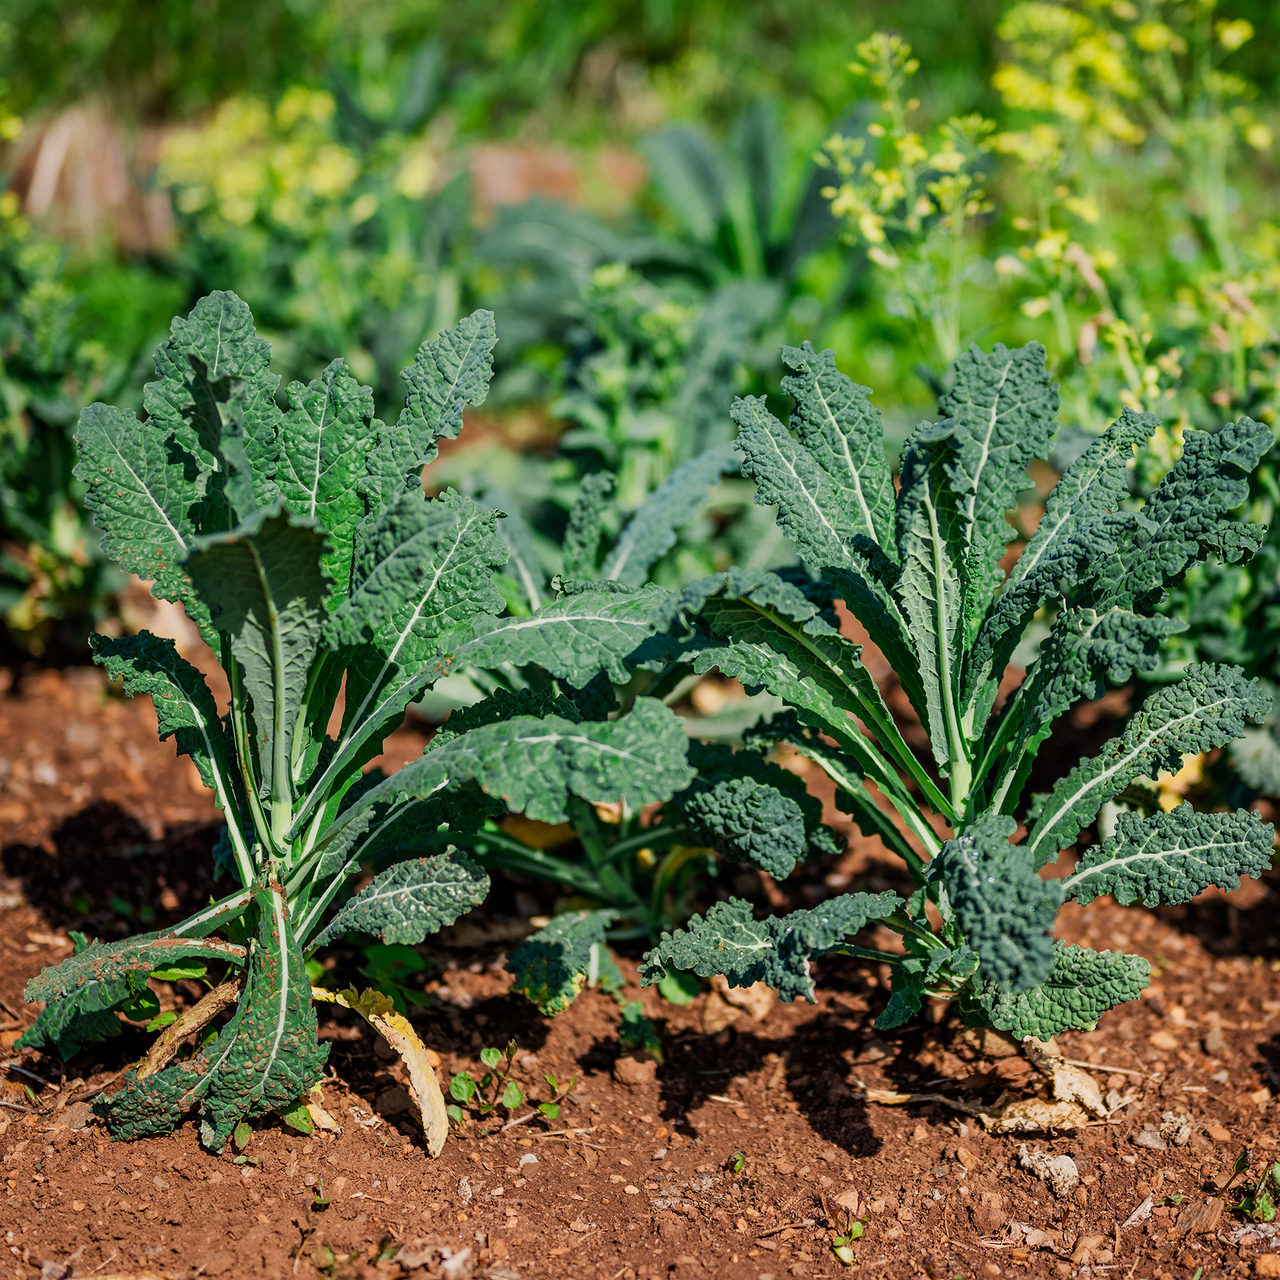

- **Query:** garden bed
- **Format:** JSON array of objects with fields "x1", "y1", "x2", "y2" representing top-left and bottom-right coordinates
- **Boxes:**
[{"x1": 2, "y1": 665, "x2": 1279, "y2": 1280}]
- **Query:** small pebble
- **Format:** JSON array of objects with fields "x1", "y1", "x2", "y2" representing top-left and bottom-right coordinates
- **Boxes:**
[{"x1": 624, "y1": 1184, "x2": 640, "y2": 1195}]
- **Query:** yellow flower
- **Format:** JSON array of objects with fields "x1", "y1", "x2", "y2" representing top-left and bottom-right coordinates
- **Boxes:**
[
  {"x1": 1216, "y1": 19, "x2": 1254, "y2": 51},
  {"x1": 1064, "y1": 194, "x2": 1100, "y2": 224},
  {"x1": 349, "y1": 192, "x2": 379, "y2": 224},
  {"x1": 1033, "y1": 230, "x2": 1069, "y2": 260},
  {"x1": 1245, "y1": 123, "x2": 1273, "y2": 151},
  {"x1": 1022, "y1": 296, "x2": 1053, "y2": 317},
  {"x1": 395, "y1": 149, "x2": 437, "y2": 200},
  {"x1": 1133, "y1": 22, "x2": 1186, "y2": 54}
]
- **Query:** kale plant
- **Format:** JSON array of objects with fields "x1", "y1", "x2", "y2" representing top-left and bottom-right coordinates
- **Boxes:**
[
  {"x1": 18, "y1": 292, "x2": 701, "y2": 1151},
  {"x1": 640, "y1": 339, "x2": 1275, "y2": 1039}
]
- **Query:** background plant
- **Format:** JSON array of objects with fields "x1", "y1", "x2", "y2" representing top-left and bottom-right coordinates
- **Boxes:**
[{"x1": 158, "y1": 49, "x2": 466, "y2": 415}]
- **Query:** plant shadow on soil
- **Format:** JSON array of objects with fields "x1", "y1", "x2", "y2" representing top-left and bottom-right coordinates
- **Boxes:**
[{"x1": 2, "y1": 799, "x2": 223, "y2": 935}]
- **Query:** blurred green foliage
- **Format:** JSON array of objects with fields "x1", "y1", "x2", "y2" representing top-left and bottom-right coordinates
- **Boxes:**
[{"x1": 3, "y1": 0, "x2": 1280, "y2": 734}]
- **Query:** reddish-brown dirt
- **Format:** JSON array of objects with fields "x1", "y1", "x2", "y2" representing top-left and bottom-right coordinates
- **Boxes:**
[{"x1": 3, "y1": 665, "x2": 1280, "y2": 1280}]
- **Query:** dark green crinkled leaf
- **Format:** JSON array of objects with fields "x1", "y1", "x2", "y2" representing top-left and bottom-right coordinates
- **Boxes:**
[
  {"x1": 938, "y1": 341, "x2": 1058, "y2": 625},
  {"x1": 318, "y1": 491, "x2": 508, "y2": 794},
  {"x1": 96, "y1": 888, "x2": 328, "y2": 1150},
  {"x1": 562, "y1": 471, "x2": 616, "y2": 581},
  {"x1": 670, "y1": 568, "x2": 921, "y2": 816},
  {"x1": 506, "y1": 910, "x2": 618, "y2": 1014},
  {"x1": 187, "y1": 506, "x2": 329, "y2": 800},
  {"x1": 732, "y1": 395, "x2": 869, "y2": 571},
  {"x1": 16, "y1": 990, "x2": 126, "y2": 1060},
  {"x1": 892, "y1": 421, "x2": 966, "y2": 773},
  {"x1": 74, "y1": 402, "x2": 208, "y2": 631},
  {"x1": 602, "y1": 444, "x2": 739, "y2": 586},
  {"x1": 1062, "y1": 805, "x2": 1274, "y2": 907},
  {"x1": 397, "y1": 310, "x2": 498, "y2": 467},
  {"x1": 965, "y1": 409, "x2": 1151, "y2": 714},
  {"x1": 275, "y1": 358, "x2": 376, "y2": 605},
  {"x1": 672, "y1": 741, "x2": 835, "y2": 879},
  {"x1": 432, "y1": 687, "x2": 582, "y2": 746},
  {"x1": 927, "y1": 814, "x2": 1059, "y2": 993},
  {"x1": 89, "y1": 631, "x2": 232, "y2": 796},
  {"x1": 311, "y1": 853, "x2": 489, "y2": 947},
  {"x1": 1025, "y1": 663, "x2": 1271, "y2": 867},
  {"x1": 17, "y1": 933, "x2": 130, "y2": 1059},
  {"x1": 456, "y1": 582, "x2": 668, "y2": 686},
  {"x1": 141, "y1": 291, "x2": 281, "y2": 512},
  {"x1": 779, "y1": 341, "x2": 896, "y2": 552},
  {"x1": 1106, "y1": 416, "x2": 1273, "y2": 612},
  {"x1": 965, "y1": 941, "x2": 1149, "y2": 1040},
  {"x1": 639, "y1": 891, "x2": 902, "y2": 1004},
  {"x1": 329, "y1": 697, "x2": 695, "y2": 836},
  {"x1": 996, "y1": 606, "x2": 1187, "y2": 810}
]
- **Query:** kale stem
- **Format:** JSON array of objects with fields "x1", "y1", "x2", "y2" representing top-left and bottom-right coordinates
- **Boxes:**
[
  {"x1": 829, "y1": 945, "x2": 905, "y2": 965},
  {"x1": 225, "y1": 637, "x2": 273, "y2": 863}
]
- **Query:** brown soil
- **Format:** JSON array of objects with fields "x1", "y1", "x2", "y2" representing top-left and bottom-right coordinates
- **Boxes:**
[{"x1": 3, "y1": 666, "x2": 1280, "y2": 1280}]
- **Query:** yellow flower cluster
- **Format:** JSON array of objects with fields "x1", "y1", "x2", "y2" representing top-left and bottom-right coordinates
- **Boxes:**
[
  {"x1": 159, "y1": 85, "x2": 439, "y2": 237},
  {"x1": 993, "y1": 0, "x2": 1269, "y2": 157},
  {"x1": 819, "y1": 35, "x2": 996, "y2": 366}
]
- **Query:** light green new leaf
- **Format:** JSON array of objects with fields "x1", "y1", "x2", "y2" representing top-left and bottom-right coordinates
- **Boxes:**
[
  {"x1": 310, "y1": 853, "x2": 489, "y2": 947},
  {"x1": 639, "y1": 891, "x2": 902, "y2": 1004},
  {"x1": 927, "y1": 814, "x2": 1059, "y2": 993},
  {"x1": 506, "y1": 910, "x2": 618, "y2": 1014},
  {"x1": 275, "y1": 358, "x2": 377, "y2": 604},
  {"x1": 780, "y1": 341, "x2": 895, "y2": 551},
  {"x1": 1062, "y1": 805, "x2": 1274, "y2": 907},
  {"x1": 967, "y1": 941, "x2": 1149, "y2": 1040},
  {"x1": 603, "y1": 444, "x2": 740, "y2": 585},
  {"x1": 398, "y1": 309, "x2": 498, "y2": 466},
  {"x1": 187, "y1": 507, "x2": 329, "y2": 801},
  {"x1": 1024, "y1": 663, "x2": 1271, "y2": 868}
]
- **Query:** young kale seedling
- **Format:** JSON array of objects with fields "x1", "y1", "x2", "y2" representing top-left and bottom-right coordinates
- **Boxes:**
[
  {"x1": 639, "y1": 339, "x2": 1275, "y2": 1039},
  {"x1": 19, "y1": 292, "x2": 699, "y2": 1152}
]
